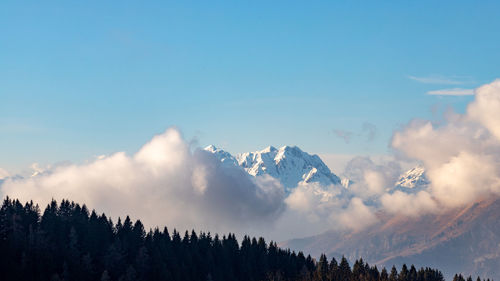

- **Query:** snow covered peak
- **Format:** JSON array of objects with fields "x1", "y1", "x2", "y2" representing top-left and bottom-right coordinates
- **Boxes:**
[
  {"x1": 204, "y1": 144, "x2": 342, "y2": 191},
  {"x1": 260, "y1": 146, "x2": 277, "y2": 153},
  {"x1": 204, "y1": 145, "x2": 218, "y2": 152},
  {"x1": 395, "y1": 165, "x2": 429, "y2": 189},
  {"x1": 203, "y1": 145, "x2": 238, "y2": 167}
]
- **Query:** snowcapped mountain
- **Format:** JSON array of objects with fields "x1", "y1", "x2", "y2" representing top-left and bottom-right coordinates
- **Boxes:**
[
  {"x1": 204, "y1": 145, "x2": 239, "y2": 168},
  {"x1": 204, "y1": 144, "x2": 430, "y2": 195},
  {"x1": 394, "y1": 165, "x2": 429, "y2": 190},
  {"x1": 204, "y1": 145, "x2": 341, "y2": 191}
]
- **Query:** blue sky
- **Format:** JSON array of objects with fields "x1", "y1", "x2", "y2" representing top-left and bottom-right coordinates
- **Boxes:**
[{"x1": 1, "y1": 0, "x2": 499, "y2": 173}]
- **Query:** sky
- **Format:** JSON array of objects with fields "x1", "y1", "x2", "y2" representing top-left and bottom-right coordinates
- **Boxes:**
[{"x1": 1, "y1": 0, "x2": 500, "y2": 174}]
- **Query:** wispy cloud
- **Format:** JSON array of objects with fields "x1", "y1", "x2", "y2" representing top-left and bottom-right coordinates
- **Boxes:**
[
  {"x1": 362, "y1": 122, "x2": 377, "y2": 141},
  {"x1": 333, "y1": 123, "x2": 378, "y2": 144},
  {"x1": 408, "y1": 75, "x2": 470, "y2": 85},
  {"x1": 427, "y1": 88, "x2": 475, "y2": 96},
  {"x1": 333, "y1": 129, "x2": 354, "y2": 143}
]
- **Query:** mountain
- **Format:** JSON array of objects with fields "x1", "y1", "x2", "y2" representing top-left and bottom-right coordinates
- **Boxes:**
[
  {"x1": 204, "y1": 145, "x2": 239, "y2": 168},
  {"x1": 205, "y1": 146, "x2": 496, "y2": 279},
  {"x1": 205, "y1": 144, "x2": 430, "y2": 194},
  {"x1": 340, "y1": 165, "x2": 429, "y2": 192},
  {"x1": 204, "y1": 145, "x2": 341, "y2": 191},
  {"x1": 394, "y1": 165, "x2": 429, "y2": 190},
  {"x1": 282, "y1": 196, "x2": 500, "y2": 280}
]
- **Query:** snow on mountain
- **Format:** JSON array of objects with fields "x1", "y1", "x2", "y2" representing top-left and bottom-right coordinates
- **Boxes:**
[
  {"x1": 394, "y1": 166, "x2": 429, "y2": 190},
  {"x1": 204, "y1": 144, "x2": 429, "y2": 195},
  {"x1": 204, "y1": 145, "x2": 341, "y2": 191},
  {"x1": 204, "y1": 145, "x2": 239, "y2": 168},
  {"x1": 340, "y1": 178, "x2": 352, "y2": 189}
]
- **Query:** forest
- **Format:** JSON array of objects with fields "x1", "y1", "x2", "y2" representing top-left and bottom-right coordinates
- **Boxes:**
[{"x1": 0, "y1": 198, "x2": 489, "y2": 281}]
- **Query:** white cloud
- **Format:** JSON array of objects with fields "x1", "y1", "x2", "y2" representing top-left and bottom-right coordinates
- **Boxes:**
[
  {"x1": 408, "y1": 75, "x2": 468, "y2": 85},
  {"x1": 427, "y1": 88, "x2": 475, "y2": 96},
  {"x1": 392, "y1": 79, "x2": 500, "y2": 210},
  {"x1": 342, "y1": 156, "x2": 401, "y2": 198},
  {"x1": 3, "y1": 80, "x2": 500, "y2": 239},
  {"x1": 0, "y1": 127, "x2": 389, "y2": 239},
  {"x1": 334, "y1": 198, "x2": 378, "y2": 231},
  {"x1": 380, "y1": 190, "x2": 438, "y2": 216},
  {"x1": 0, "y1": 128, "x2": 286, "y2": 236},
  {"x1": 468, "y1": 79, "x2": 500, "y2": 140},
  {"x1": 286, "y1": 182, "x2": 344, "y2": 220},
  {"x1": 0, "y1": 168, "x2": 9, "y2": 180}
]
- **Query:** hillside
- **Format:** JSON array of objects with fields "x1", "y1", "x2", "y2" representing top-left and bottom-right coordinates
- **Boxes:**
[{"x1": 283, "y1": 196, "x2": 500, "y2": 280}]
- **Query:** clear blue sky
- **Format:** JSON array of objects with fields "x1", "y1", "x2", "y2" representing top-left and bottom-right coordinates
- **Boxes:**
[{"x1": 1, "y1": 0, "x2": 499, "y2": 173}]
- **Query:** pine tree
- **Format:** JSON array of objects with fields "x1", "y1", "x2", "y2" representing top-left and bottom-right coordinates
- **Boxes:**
[
  {"x1": 339, "y1": 256, "x2": 351, "y2": 281},
  {"x1": 389, "y1": 266, "x2": 398, "y2": 281},
  {"x1": 100, "y1": 270, "x2": 110, "y2": 281},
  {"x1": 314, "y1": 254, "x2": 328, "y2": 281},
  {"x1": 0, "y1": 199, "x2": 486, "y2": 281},
  {"x1": 381, "y1": 268, "x2": 389, "y2": 281}
]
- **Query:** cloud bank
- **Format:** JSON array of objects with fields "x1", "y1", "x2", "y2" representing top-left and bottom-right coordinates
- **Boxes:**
[
  {"x1": 2, "y1": 79, "x2": 500, "y2": 240},
  {"x1": 287, "y1": 79, "x2": 500, "y2": 232},
  {"x1": 0, "y1": 129, "x2": 285, "y2": 237},
  {"x1": 389, "y1": 79, "x2": 500, "y2": 212}
]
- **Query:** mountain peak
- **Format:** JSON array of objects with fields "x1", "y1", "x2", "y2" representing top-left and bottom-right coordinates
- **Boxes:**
[
  {"x1": 205, "y1": 144, "x2": 342, "y2": 191},
  {"x1": 260, "y1": 146, "x2": 277, "y2": 153},
  {"x1": 278, "y1": 145, "x2": 300, "y2": 153},
  {"x1": 203, "y1": 145, "x2": 238, "y2": 167},
  {"x1": 204, "y1": 144, "x2": 218, "y2": 152},
  {"x1": 395, "y1": 165, "x2": 429, "y2": 189}
]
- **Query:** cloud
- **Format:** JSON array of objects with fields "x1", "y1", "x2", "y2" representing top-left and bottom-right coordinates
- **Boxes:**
[
  {"x1": 333, "y1": 129, "x2": 354, "y2": 144},
  {"x1": 362, "y1": 122, "x2": 377, "y2": 141},
  {"x1": 283, "y1": 182, "x2": 378, "y2": 234},
  {"x1": 324, "y1": 79, "x2": 500, "y2": 222},
  {"x1": 427, "y1": 88, "x2": 475, "y2": 96},
  {"x1": 333, "y1": 123, "x2": 378, "y2": 144},
  {"x1": 286, "y1": 182, "x2": 344, "y2": 220},
  {"x1": 342, "y1": 157, "x2": 401, "y2": 198},
  {"x1": 380, "y1": 190, "x2": 438, "y2": 216},
  {"x1": 334, "y1": 198, "x2": 378, "y2": 231},
  {"x1": 408, "y1": 75, "x2": 468, "y2": 85},
  {"x1": 0, "y1": 168, "x2": 9, "y2": 180},
  {"x1": 3, "y1": 79, "x2": 500, "y2": 239},
  {"x1": 468, "y1": 80, "x2": 500, "y2": 140},
  {"x1": 0, "y1": 126, "x2": 390, "y2": 239},
  {"x1": 392, "y1": 79, "x2": 500, "y2": 210},
  {"x1": 0, "y1": 128, "x2": 286, "y2": 236}
]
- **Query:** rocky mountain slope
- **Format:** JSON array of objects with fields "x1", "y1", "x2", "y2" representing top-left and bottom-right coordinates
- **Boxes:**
[
  {"x1": 282, "y1": 196, "x2": 500, "y2": 280},
  {"x1": 206, "y1": 145, "x2": 500, "y2": 279}
]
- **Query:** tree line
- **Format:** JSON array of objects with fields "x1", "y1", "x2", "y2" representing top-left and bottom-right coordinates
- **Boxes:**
[{"x1": 0, "y1": 198, "x2": 490, "y2": 281}]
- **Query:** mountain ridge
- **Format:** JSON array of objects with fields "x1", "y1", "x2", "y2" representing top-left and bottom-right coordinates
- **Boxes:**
[
  {"x1": 282, "y1": 196, "x2": 500, "y2": 280},
  {"x1": 204, "y1": 145, "x2": 342, "y2": 192}
]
